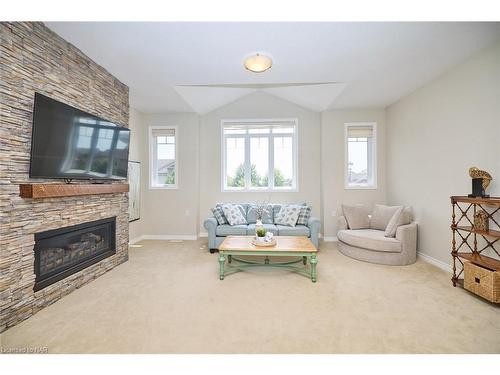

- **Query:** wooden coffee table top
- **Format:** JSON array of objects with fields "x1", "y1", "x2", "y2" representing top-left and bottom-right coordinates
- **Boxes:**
[{"x1": 219, "y1": 236, "x2": 317, "y2": 253}]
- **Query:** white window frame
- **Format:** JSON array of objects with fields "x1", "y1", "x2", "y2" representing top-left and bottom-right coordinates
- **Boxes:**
[
  {"x1": 344, "y1": 122, "x2": 377, "y2": 190},
  {"x1": 221, "y1": 118, "x2": 299, "y2": 192},
  {"x1": 149, "y1": 125, "x2": 178, "y2": 190}
]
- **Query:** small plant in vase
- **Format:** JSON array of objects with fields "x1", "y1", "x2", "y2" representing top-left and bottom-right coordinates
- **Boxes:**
[
  {"x1": 254, "y1": 202, "x2": 269, "y2": 240},
  {"x1": 256, "y1": 227, "x2": 266, "y2": 238}
]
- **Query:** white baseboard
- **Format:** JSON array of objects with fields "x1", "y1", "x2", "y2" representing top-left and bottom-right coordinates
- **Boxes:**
[
  {"x1": 322, "y1": 236, "x2": 338, "y2": 242},
  {"x1": 198, "y1": 232, "x2": 208, "y2": 237},
  {"x1": 417, "y1": 252, "x2": 452, "y2": 273},
  {"x1": 129, "y1": 234, "x2": 198, "y2": 243},
  {"x1": 129, "y1": 235, "x2": 144, "y2": 244}
]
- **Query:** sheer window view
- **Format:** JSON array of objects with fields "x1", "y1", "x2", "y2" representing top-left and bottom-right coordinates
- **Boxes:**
[
  {"x1": 224, "y1": 122, "x2": 296, "y2": 190},
  {"x1": 346, "y1": 124, "x2": 376, "y2": 188},
  {"x1": 151, "y1": 128, "x2": 176, "y2": 188},
  {"x1": 65, "y1": 121, "x2": 130, "y2": 178}
]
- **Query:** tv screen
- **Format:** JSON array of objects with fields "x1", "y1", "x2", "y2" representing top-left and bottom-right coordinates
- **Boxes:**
[{"x1": 30, "y1": 93, "x2": 130, "y2": 180}]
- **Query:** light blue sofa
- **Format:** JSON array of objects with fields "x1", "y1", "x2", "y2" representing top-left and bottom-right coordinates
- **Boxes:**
[{"x1": 204, "y1": 203, "x2": 321, "y2": 253}]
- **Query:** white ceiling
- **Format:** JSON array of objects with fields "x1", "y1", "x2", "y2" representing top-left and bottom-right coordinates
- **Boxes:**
[{"x1": 46, "y1": 22, "x2": 500, "y2": 114}]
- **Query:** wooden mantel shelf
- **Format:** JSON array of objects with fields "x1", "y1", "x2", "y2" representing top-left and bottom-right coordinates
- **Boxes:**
[{"x1": 19, "y1": 183, "x2": 129, "y2": 199}]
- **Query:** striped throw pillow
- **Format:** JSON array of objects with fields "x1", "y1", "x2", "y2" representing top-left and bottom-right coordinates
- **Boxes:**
[
  {"x1": 211, "y1": 207, "x2": 228, "y2": 225},
  {"x1": 296, "y1": 206, "x2": 312, "y2": 226}
]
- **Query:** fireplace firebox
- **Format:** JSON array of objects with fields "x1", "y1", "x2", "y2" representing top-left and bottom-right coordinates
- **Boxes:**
[{"x1": 33, "y1": 217, "x2": 116, "y2": 291}]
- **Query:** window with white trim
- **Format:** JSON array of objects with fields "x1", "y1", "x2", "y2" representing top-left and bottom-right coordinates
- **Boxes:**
[
  {"x1": 149, "y1": 126, "x2": 177, "y2": 189},
  {"x1": 222, "y1": 120, "x2": 297, "y2": 191},
  {"x1": 345, "y1": 122, "x2": 377, "y2": 189}
]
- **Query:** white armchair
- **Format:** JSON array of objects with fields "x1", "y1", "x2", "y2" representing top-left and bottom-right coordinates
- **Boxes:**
[{"x1": 336, "y1": 206, "x2": 417, "y2": 266}]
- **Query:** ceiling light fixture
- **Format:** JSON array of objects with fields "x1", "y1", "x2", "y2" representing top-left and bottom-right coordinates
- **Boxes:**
[{"x1": 244, "y1": 53, "x2": 272, "y2": 73}]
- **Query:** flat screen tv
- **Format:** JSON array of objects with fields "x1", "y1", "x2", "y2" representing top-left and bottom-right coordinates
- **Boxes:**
[{"x1": 30, "y1": 93, "x2": 130, "y2": 181}]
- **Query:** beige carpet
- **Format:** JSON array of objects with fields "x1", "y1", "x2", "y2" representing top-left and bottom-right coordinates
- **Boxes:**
[{"x1": 1, "y1": 240, "x2": 499, "y2": 354}]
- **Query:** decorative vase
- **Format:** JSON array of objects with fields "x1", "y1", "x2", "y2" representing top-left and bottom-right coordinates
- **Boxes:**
[
  {"x1": 474, "y1": 209, "x2": 489, "y2": 231},
  {"x1": 255, "y1": 219, "x2": 265, "y2": 238}
]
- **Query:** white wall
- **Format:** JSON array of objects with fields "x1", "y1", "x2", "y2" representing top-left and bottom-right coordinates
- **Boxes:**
[
  {"x1": 321, "y1": 109, "x2": 387, "y2": 238},
  {"x1": 198, "y1": 91, "x2": 322, "y2": 234},
  {"x1": 128, "y1": 110, "x2": 200, "y2": 239},
  {"x1": 386, "y1": 41, "x2": 500, "y2": 265},
  {"x1": 128, "y1": 107, "x2": 146, "y2": 241},
  {"x1": 130, "y1": 39, "x2": 499, "y2": 251},
  {"x1": 141, "y1": 113, "x2": 200, "y2": 237}
]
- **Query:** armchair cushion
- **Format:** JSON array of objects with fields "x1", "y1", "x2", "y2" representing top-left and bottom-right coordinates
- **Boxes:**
[
  {"x1": 337, "y1": 229, "x2": 402, "y2": 253},
  {"x1": 384, "y1": 206, "x2": 404, "y2": 237},
  {"x1": 338, "y1": 216, "x2": 348, "y2": 231},
  {"x1": 370, "y1": 204, "x2": 402, "y2": 231},
  {"x1": 342, "y1": 204, "x2": 370, "y2": 229}
]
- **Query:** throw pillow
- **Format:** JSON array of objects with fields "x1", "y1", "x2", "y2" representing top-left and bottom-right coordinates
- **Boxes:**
[
  {"x1": 384, "y1": 206, "x2": 404, "y2": 237},
  {"x1": 385, "y1": 206, "x2": 413, "y2": 237},
  {"x1": 296, "y1": 205, "x2": 312, "y2": 226},
  {"x1": 221, "y1": 204, "x2": 247, "y2": 226},
  {"x1": 370, "y1": 204, "x2": 402, "y2": 231},
  {"x1": 400, "y1": 206, "x2": 413, "y2": 226},
  {"x1": 342, "y1": 204, "x2": 370, "y2": 229},
  {"x1": 274, "y1": 205, "x2": 301, "y2": 227},
  {"x1": 211, "y1": 207, "x2": 228, "y2": 225},
  {"x1": 272, "y1": 203, "x2": 306, "y2": 222},
  {"x1": 217, "y1": 203, "x2": 246, "y2": 220}
]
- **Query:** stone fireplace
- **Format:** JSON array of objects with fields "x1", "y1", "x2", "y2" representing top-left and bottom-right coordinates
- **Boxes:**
[
  {"x1": 34, "y1": 217, "x2": 117, "y2": 292},
  {"x1": 0, "y1": 22, "x2": 130, "y2": 332}
]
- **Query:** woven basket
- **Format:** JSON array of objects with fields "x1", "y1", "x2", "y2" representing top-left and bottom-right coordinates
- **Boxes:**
[{"x1": 464, "y1": 261, "x2": 500, "y2": 303}]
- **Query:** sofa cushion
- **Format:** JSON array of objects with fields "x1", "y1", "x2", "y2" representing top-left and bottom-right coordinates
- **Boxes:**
[
  {"x1": 337, "y1": 229, "x2": 401, "y2": 252},
  {"x1": 247, "y1": 204, "x2": 274, "y2": 224},
  {"x1": 246, "y1": 223, "x2": 278, "y2": 235},
  {"x1": 276, "y1": 225, "x2": 310, "y2": 236},
  {"x1": 216, "y1": 225, "x2": 248, "y2": 236},
  {"x1": 370, "y1": 204, "x2": 403, "y2": 231},
  {"x1": 342, "y1": 204, "x2": 370, "y2": 229}
]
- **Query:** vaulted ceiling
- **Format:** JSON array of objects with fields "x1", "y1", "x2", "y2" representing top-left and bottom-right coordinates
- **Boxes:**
[{"x1": 46, "y1": 22, "x2": 500, "y2": 114}]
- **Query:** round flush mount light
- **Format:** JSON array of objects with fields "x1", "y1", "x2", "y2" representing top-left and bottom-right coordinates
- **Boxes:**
[{"x1": 244, "y1": 53, "x2": 273, "y2": 73}]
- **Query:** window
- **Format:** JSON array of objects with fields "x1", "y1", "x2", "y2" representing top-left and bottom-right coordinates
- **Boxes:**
[
  {"x1": 345, "y1": 122, "x2": 377, "y2": 189},
  {"x1": 149, "y1": 126, "x2": 177, "y2": 189},
  {"x1": 222, "y1": 120, "x2": 297, "y2": 191}
]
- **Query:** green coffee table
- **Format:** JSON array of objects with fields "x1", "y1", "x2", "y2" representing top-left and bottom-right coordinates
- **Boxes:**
[{"x1": 218, "y1": 236, "x2": 318, "y2": 282}]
